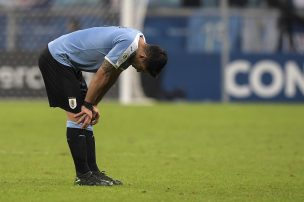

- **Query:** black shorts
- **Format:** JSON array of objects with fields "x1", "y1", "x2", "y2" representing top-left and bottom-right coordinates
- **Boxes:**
[{"x1": 38, "y1": 48, "x2": 87, "y2": 113}]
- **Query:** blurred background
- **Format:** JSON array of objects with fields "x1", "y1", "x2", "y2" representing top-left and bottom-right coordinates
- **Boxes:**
[{"x1": 0, "y1": 0, "x2": 303, "y2": 102}]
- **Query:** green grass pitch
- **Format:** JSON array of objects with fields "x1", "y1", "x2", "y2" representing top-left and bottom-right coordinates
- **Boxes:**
[{"x1": 0, "y1": 101, "x2": 303, "y2": 202}]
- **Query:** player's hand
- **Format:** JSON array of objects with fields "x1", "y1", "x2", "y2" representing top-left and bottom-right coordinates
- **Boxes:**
[
  {"x1": 74, "y1": 105, "x2": 93, "y2": 129},
  {"x1": 91, "y1": 106, "x2": 100, "y2": 125}
]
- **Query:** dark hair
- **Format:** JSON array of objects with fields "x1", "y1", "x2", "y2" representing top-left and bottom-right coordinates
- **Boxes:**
[{"x1": 144, "y1": 45, "x2": 168, "y2": 78}]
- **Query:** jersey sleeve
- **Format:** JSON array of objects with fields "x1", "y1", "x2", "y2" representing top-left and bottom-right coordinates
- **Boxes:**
[{"x1": 104, "y1": 33, "x2": 142, "y2": 70}]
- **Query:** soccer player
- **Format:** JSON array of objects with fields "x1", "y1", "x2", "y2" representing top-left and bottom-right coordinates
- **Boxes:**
[{"x1": 38, "y1": 26, "x2": 167, "y2": 186}]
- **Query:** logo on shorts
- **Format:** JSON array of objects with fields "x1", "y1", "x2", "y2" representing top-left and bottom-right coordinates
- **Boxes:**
[{"x1": 68, "y1": 98, "x2": 77, "y2": 109}]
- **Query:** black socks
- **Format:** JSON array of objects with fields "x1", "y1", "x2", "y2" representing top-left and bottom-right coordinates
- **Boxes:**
[
  {"x1": 85, "y1": 130, "x2": 100, "y2": 172},
  {"x1": 66, "y1": 127, "x2": 100, "y2": 176}
]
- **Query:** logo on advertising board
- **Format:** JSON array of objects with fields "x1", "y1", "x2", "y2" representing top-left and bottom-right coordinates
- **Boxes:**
[{"x1": 226, "y1": 58, "x2": 304, "y2": 101}]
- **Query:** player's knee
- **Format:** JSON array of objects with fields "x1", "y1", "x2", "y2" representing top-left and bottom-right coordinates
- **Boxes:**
[
  {"x1": 66, "y1": 111, "x2": 78, "y2": 122},
  {"x1": 66, "y1": 120, "x2": 93, "y2": 132}
]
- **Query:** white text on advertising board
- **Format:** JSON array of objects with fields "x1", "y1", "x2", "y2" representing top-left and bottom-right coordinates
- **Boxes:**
[{"x1": 226, "y1": 60, "x2": 304, "y2": 98}]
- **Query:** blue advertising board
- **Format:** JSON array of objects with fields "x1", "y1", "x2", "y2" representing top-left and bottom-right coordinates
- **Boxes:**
[
  {"x1": 161, "y1": 52, "x2": 221, "y2": 101},
  {"x1": 227, "y1": 54, "x2": 304, "y2": 102},
  {"x1": 160, "y1": 53, "x2": 304, "y2": 102}
]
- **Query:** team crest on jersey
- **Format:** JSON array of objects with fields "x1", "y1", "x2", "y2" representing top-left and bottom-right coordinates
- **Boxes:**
[{"x1": 68, "y1": 98, "x2": 77, "y2": 109}]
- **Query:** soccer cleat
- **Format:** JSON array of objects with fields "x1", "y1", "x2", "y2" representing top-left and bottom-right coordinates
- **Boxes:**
[
  {"x1": 74, "y1": 171, "x2": 113, "y2": 186},
  {"x1": 92, "y1": 171, "x2": 123, "y2": 185}
]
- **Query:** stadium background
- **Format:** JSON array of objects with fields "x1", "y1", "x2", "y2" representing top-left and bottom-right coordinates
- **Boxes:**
[{"x1": 0, "y1": 0, "x2": 303, "y2": 102}]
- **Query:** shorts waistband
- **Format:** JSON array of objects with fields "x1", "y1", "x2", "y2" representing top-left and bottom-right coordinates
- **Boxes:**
[{"x1": 40, "y1": 46, "x2": 71, "y2": 69}]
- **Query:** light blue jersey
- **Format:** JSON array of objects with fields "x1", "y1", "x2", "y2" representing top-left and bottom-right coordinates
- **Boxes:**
[{"x1": 48, "y1": 26, "x2": 145, "y2": 72}]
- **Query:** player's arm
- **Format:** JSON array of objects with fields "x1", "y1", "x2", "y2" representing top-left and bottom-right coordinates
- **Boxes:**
[
  {"x1": 86, "y1": 60, "x2": 122, "y2": 105},
  {"x1": 75, "y1": 60, "x2": 122, "y2": 128}
]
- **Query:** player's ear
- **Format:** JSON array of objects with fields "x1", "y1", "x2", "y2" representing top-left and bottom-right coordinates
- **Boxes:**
[
  {"x1": 139, "y1": 52, "x2": 147, "y2": 59},
  {"x1": 139, "y1": 47, "x2": 147, "y2": 59}
]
